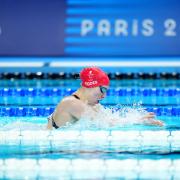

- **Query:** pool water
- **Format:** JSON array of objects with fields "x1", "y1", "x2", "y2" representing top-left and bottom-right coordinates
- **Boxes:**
[{"x1": 0, "y1": 79, "x2": 180, "y2": 179}]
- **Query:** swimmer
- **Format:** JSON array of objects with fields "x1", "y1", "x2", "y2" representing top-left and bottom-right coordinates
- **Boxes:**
[{"x1": 47, "y1": 67, "x2": 164, "y2": 129}]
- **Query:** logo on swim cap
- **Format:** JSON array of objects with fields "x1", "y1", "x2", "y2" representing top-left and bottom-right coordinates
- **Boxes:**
[
  {"x1": 80, "y1": 67, "x2": 110, "y2": 88},
  {"x1": 88, "y1": 70, "x2": 94, "y2": 79},
  {"x1": 85, "y1": 81, "x2": 98, "y2": 86}
]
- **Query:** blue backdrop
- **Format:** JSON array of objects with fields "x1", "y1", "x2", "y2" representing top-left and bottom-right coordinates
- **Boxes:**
[{"x1": 0, "y1": 0, "x2": 179, "y2": 57}]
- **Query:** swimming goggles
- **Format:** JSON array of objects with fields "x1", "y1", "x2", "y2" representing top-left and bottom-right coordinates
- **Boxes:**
[{"x1": 99, "y1": 86, "x2": 108, "y2": 94}]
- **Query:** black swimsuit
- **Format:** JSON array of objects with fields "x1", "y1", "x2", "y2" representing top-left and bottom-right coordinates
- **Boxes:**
[{"x1": 48, "y1": 94, "x2": 80, "y2": 129}]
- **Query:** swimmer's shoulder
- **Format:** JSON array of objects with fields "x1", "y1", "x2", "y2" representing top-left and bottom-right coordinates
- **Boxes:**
[
  {"x1": 56, "y1": 95, "x2": 86, "y2": 117},
  {"x1": 58, "y1": 95, "x2": 84, "y2": 109},
  {"x1": 62, "y1": 95, "x2": 81, "y2": 103}
]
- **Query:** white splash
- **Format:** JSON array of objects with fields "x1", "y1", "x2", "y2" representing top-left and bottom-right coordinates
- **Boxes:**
[
  {"x1": 0, "y1": 121, "x2": 45, "y2": 131},
  {"x1": 70, "y1": 103, "x2": 149, "y2": 130}
]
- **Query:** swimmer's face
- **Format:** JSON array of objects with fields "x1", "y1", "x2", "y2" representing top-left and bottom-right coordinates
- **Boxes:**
[{"x1": 88, "y1": 86, "x2": 109, "y2": 105}]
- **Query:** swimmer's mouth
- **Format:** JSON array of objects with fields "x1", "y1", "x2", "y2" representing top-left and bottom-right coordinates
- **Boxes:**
[
  {"x1": 94, "y1": 100, "x2": 99, "y2": 105},
  {"x1": 95, "y1": 99, "x2": 101, "y2": 104}
]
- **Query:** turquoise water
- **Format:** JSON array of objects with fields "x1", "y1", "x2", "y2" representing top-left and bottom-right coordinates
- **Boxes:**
[{"x1": 0, "y1": 79, "x2": 179, "y2": 179}]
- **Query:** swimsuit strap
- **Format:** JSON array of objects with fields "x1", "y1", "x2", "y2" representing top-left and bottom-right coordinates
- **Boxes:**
[{"x1": 72, "y1": 94, "x2": 80, "y2": 100}]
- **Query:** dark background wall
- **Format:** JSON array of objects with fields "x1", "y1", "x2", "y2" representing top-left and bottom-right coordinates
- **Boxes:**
[{"x1": 0, "y1": 0, "x2": 179, "y2": 57}]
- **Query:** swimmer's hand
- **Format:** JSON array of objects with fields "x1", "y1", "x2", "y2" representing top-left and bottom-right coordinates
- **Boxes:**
[{"x1": 141, "y1": 112, "x2": 164, "y2": 126}]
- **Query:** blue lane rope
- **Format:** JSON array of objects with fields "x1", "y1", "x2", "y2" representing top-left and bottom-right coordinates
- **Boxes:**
[
  {"x1": 0, "y1": 88, "x2": 179, "y2": 97},
  {"x1": 0, "y1": 107, "x2": 179, "y2": 117},
  {"x1": 0, "y1": 107, "x2": 54, "y2": 117}
]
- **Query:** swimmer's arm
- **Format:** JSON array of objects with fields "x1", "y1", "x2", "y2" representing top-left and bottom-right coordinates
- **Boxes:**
[
  {"x1": 92, "y1": 105, "x2": 164, "y2": 127},
  {"x1": 69, "y1": 101, "x2": 98, "y2": 120},
  {"x1": 140, "y1": 112, "x2": 164, "y2": 126},
  {"x1": 52, "y1": 101, "x2": 76, "y2": 127},
  {"x1": 53, "y1": 111, "x2": 73, "y2": 127},
  {"x1": 68, "y1": 101, "x2": 87, "y2": 120}
]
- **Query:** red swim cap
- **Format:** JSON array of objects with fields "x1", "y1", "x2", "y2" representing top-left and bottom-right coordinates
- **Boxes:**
[{"x1": 80, "y1": 67, "x2": 110, "y2": 88}]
